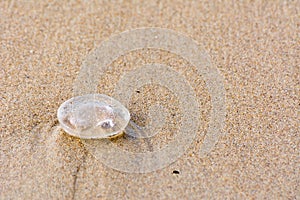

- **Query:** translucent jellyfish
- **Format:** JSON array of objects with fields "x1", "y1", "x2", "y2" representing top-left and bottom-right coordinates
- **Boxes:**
[{"x1": 57, "y1": 94, "x2": 130, "y2": 139}]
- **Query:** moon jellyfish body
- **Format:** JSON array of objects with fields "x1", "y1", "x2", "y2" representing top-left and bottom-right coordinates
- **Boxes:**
[{"x1": 57, "y1": 94, "x2": 130, "y2": 139}]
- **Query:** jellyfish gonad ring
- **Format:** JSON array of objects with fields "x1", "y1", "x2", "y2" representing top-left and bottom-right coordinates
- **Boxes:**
[{"x1": 57, "y1": 94, "x2": 130, "y2": 139}]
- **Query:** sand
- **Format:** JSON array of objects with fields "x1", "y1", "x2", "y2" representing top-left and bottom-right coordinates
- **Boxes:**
[{"x1": 1, "y1": 0, "x2": 299, "y2": 199}]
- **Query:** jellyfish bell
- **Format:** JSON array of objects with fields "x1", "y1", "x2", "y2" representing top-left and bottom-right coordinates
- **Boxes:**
[{"x1": 57, "y1": 94, "x2": 130, "y2": 139}]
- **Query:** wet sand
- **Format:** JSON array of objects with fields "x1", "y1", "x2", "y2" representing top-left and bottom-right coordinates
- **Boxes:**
[{"x1": 1, "y1": 1, "x2": 299, "y2": 199}]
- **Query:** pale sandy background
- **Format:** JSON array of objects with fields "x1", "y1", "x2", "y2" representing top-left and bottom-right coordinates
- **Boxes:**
[{"x1": 1, "y1": 0, "x2": 299, "y2": 199}]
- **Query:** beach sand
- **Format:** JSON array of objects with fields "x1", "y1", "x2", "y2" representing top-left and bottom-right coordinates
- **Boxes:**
[{"x1": 1, "y1": 0, "x2": 299, "y2": 199}]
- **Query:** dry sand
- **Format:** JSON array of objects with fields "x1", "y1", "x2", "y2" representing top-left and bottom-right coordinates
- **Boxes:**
[{"x1": 1, "y1": 0, "x2": 299, "y2": 199}]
